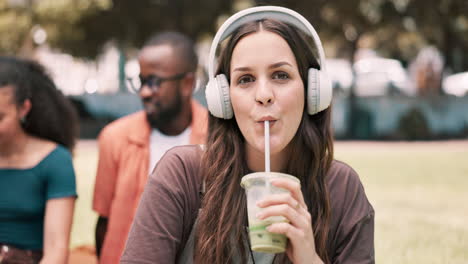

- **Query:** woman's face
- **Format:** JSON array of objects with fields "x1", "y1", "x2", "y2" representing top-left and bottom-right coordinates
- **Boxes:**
[
  {"x1": 0, "y1": 86, "x2": 24, "y2": 145},
  {"x1": 230, "y1": 30, "x2": 305, "y2": 158}
]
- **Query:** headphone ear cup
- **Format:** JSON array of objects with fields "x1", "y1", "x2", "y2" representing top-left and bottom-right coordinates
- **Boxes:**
[
  {"x1": 216, "y1": 74, "x2": 233, "y2": 119},
  {"x1": 318, "y1": 70, "x2": 332, "y2": 112},
  {"x1": 205, "y1": 78, "x2": 223, "y2": 118},
  {"x1": 205, "y1": 74, "x2": 233, "y2": 119},
  {"x1": 307, "y1": 68, "x2": 332, "y2": 115},
  {"x1": 307, "y1": 68, "x2": 320, "y2": 115}
]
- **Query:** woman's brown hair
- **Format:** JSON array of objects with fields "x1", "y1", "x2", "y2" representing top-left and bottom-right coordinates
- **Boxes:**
[{"x1": 195, "y1": 19, "x2": 334, "y2": 264}]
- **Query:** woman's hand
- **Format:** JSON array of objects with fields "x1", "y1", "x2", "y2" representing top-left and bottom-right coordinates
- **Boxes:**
[{"x1": 256, "y1": 178, "x2": 323, "y2": 264}]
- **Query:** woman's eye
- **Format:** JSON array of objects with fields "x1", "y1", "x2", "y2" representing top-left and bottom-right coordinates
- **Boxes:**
[
  {"x1": 238, "y1": 75, "x2": 255, "y2": 85},
  {"x1": 272, "y1": 71, "x2": 289, "y2": 80}
]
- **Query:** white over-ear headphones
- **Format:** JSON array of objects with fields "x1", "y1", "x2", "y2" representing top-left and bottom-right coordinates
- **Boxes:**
[{"x1": 205, "y1": 6, "x2": 332, "y2": 119}]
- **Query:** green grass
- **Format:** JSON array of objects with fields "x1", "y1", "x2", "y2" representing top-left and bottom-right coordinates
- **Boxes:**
[
  {"x1": 71, "y1": 140, "x2": 468, "y2": 263},
  {"x1": 70, "y1": 140, "x2": 98, "y2": 248},
  {"x1": 334, "y1": 141, "x2": 468, "y2": 264}
]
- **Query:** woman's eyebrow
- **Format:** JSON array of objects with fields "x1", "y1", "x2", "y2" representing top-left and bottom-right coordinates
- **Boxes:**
[
  {"x1": 232, "y1": 66, "x2": 251, "y2": 72},
  {"x1": 233, "y1": 61, "x2": 293, "y2": 72},
  {"x1": 269, "y1": 61, "x2": 293, "y2": 69}
]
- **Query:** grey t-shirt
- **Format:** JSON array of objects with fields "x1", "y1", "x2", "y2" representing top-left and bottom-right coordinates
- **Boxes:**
[{"x1": 121, "y1": 145, "x2": 374, "y2": 263}]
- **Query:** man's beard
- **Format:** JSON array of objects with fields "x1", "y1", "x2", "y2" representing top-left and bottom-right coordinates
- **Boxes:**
[{"x1": 145, "y1": 88, "x2": 183, "y2": 129}]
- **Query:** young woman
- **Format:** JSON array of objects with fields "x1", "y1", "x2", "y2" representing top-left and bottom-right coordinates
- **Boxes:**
[
  {"x1": 121, "y1": 6, "x2": 374, "y2": 264},
  {"x1": 0, "y1": 56, "x2": 79, "y2": 264}
]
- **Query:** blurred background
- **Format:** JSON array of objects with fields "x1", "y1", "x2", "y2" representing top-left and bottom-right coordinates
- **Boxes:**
[
  {"x1": 2, "y1": 0, "x2": 468, "y2": 140},
  {"x1": 1, "y1": 0, "x2": 467, "y2": 263}
]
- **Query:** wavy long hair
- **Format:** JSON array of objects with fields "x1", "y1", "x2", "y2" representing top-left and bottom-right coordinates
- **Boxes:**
[
  {"x1": 0, "y1": 56, "x2": 79, "y2": 152},
  {"x1": 195, "y1": 19, "x2": 334, "y2": 264}
]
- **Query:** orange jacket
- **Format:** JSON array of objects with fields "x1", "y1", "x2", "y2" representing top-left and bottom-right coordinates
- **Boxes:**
[{"x1": 92, "y1": 100, "x2": 208, "y2": 264}]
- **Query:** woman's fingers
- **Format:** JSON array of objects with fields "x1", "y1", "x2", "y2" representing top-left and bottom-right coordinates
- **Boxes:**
[
  {"x1": 267, "y1": 221, "x2": 316, "y2": 263},
  {"x1": 256, "y1": 178, "x2": 311, "y2": 229},
  {"x1": 270, "y1": 178, "x2": 306, "y2": 208},
  {"x1": 256, "y1": 203, "x2": 310, "y2": 229},
  {"x1": 257, "y1": 193, "x2": 300, "y2": 210},
  {"x1": 266, "y1": 221, "x2": 303, "y2": 239}
]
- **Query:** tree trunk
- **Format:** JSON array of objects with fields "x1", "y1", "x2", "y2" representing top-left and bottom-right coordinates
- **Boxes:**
[{"x1": 347, "y1": 36, "x2": 360, "y2": 138}]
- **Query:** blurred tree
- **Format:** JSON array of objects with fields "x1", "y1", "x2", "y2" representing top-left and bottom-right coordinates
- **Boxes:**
[
  {"x1": 0, "y1": 0, "x2": 109, "y2": 57},
  {"x1": 2, "y1": 0, "x2": 466, "y2": 70},
  {"x1": 67, "y1": 0, "x2": 234, "y2": 92},
  {"x1": 1, "y1": 0, "x2": 234, "y2": 58},
  {"x1": 47, "y1": 0, "x2": 234, "y2": 58},
  {"x1": 255, "y1": 0, "x2": 409, "y2": 62},
  {"x1": 255, "y1": 0, "x2": 468, "y2": 72},
  {"x1": 405, "y1": 0, "x2": 468, "y2": 73}
]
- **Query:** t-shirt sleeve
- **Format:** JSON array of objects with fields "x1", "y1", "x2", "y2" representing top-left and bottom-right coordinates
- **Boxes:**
[
  {"x1": 92, "y1": 127, "x2": 119, "y2": 217},
  {"x1": 328, "y1": 161, "x2": 375, "y2": 264},
  {"x1": 44, "y1": 146, "x2": 77, "y2": 200},
  {"x1": 121, "y1": 146, "x2": 201, "y2": 264}
]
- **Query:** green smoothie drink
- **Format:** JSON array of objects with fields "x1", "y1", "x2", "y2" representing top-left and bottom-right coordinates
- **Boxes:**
[
  {"x1": 248, "y1": 221, "x2": 287, "y2": 253},
  {"x1": 241, "y1": 172, "x2": 300, "y2": 253}
]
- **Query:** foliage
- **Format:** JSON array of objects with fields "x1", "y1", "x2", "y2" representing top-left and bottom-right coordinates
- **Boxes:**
[
  {"x1": 1, "y1": 0, "x2": 233, "y2": 58},
  {"x1": 1, "y1": 0, "x2": 467, "y2": 71},
  {"x1": 405, "y1": 0, "x2": 468, "y2": 72},
  {"x1": 0, "y1": 0, "x2": 109, "y2": 56},
  {"x1": 65, "y1": 0, "x2": 234, "y2": 58},
  {"x1": 397, "y1": 107, "x2": 431, "y2": 140},
  {"x1": 255, "y1": 0, "x2": 468, "y2": 71}
]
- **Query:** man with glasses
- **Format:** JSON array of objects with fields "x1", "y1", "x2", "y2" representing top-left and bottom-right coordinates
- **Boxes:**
[{"x1": 92, "y1": 32, "x2": 208, "y2": 264}]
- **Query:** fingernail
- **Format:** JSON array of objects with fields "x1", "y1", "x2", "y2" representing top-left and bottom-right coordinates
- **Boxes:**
[
  {"x1": 256, "y1": 212, "x2": 264, "y2": 219},
  {"x1": 270, "y1": 180, "x2": 279, "y2": 186}
]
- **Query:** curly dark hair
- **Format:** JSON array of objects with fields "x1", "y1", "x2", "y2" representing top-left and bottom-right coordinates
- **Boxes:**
[{"x1": 0, "y1": 56, "x2": 79, "y2": 152}]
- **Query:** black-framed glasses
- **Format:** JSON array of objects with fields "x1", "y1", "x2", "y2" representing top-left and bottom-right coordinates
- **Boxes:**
[{"x1": 126, "y1": 72, "x2": 187, "y2": 93}]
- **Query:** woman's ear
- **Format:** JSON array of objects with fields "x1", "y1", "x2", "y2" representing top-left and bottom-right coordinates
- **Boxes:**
[{"x1": 19, "y1": 99, "x2": 32, "y2": 120}]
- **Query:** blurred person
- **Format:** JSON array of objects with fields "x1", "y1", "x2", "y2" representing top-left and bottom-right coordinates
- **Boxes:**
[
  {"x1": 92, "y1": 32, "x2": 208, "y2": 264},
  {"x1": 0, "y1": 56, "x2": 78, "y2": 264},
  {"x1": 121, "y1": 6, "x2": 374, "y2": 264},
  {"x1": 409, "y1": 46, "x2": 444, "y2": 96}
]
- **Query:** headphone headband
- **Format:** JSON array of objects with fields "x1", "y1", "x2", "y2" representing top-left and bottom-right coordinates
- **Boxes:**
[{"x1": 207, "y1": 6, "x2": 328, "y2": 80}]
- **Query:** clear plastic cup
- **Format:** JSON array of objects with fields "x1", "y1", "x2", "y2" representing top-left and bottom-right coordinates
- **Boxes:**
[{"x1": 240, "y1": 172, "x2": 300, "y2": 253}]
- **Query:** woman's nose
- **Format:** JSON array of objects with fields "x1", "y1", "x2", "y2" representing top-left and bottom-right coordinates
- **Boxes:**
[{"x1": 255, "y1": 79, "x2": 274, "y2": 105}]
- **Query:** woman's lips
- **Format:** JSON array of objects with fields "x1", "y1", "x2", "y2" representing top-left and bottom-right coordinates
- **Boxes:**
[{"x1": 256, "y1": 120, "x2": 276, "y2": 128}]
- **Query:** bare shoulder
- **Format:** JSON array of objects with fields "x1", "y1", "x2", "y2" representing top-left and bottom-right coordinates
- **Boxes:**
[{"x1": 27, "y1": 136, "x2": 59, "y2": 164}]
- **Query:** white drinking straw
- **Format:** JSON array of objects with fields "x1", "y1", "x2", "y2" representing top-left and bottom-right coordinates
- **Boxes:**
[
  {"x1": 263, "y1": 121, "x2": 272, "y2": 213},
  {"x1": 264, "y1": 121, "x2": 270, "y2": 172}
]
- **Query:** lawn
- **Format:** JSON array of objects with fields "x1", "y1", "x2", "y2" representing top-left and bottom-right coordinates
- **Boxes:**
[{"x1": 71, "y1": 140, "x2": 468, "y2": 263}]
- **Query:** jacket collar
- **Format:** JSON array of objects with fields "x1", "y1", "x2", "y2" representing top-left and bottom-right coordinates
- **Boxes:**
[{"x1": 127, "y1": 111, "x2": 151, "y2": 146}]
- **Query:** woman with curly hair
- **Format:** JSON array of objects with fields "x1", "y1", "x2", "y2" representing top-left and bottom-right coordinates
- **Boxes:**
[{"x1": 0, "y1": 56, "x2": 79, "y2": 264}]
